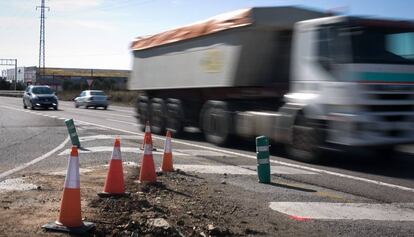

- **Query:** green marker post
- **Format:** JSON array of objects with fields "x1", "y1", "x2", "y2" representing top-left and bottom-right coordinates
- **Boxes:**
[
  {"x1": 256, "y1": 136, "x2": 270, "y2": 183},
  {"x1": 65, "y1": 118, "x2": 81, "y2": 147}
]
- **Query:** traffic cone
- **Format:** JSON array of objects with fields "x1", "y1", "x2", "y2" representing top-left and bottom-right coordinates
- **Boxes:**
[
  {"x1": 98, "y1": 137, "x2": 127, "y2": 197},
  {"x1": 138, "y1": 123, "x2": 157, "y2": 183},
  {"x1": 161, "y1": 130, "x2": 174, "y2": 172},
  {"x1": 140, "y1": 121, "x2": 151, "y2": 150},
  {"x1": 42, "y1": 147, "x2": 94, "y2": 234}
]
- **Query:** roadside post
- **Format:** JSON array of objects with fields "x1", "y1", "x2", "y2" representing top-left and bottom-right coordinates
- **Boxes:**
[
  {"x1": 65, "y1": 119, "x2": 81, "y2": 147},
  {"x1": 256, "y1": 136, "x2": 271, "y2": 183}
]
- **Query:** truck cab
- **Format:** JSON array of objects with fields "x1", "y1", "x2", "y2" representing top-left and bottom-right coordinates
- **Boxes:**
[{"x1": 283, "y1": 16, "x2": 414, "y2": 160}]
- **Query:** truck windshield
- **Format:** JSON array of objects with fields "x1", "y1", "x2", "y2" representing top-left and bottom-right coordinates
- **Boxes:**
[
  {"x1": 348, "y1": 24, "x2": 414, "y2": 64},
  {"x1": 317, "y1": 21, "x2": 414, "y2": 66}
]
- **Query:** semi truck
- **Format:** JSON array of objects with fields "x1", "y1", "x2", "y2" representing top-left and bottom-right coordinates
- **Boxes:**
[{"x1": 129, "y1": 6, "x2": 414, "y2": 162}]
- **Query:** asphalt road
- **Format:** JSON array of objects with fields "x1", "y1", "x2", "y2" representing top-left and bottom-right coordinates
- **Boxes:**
[
  {"x1": 1, "y1": 96, "x2": 414, "y2": 236},
  {"x1": 1, "y1": 96, "x2": 414, "y2": 201}
]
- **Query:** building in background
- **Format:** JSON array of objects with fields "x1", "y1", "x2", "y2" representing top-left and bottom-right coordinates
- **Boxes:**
[
  {"x1": 3, "y1": 67, "x2": 26, "y2": 84},
  {"x1": 2, "y1": 66, "x2": 130, "y2": 91}
]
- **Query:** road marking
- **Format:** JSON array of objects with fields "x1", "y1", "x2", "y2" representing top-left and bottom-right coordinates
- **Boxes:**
[
  {"x1": 2, "y1": 104, "x2": 414, "y2": 193},
  {"x1": 106, "y1": 118, "x2": 138, "y2": 126},
  {"x1": 50, "y1": 119, "x2": 414, "y2": 193},
  {"x1": 58, "y1": 146, "x2": 190, "y2": 156},
  {"x1": 0, "y1": 136, "x2": 70, "y2": 180},
  {"x1": 102, "y1": 113, "x2": 132, "y2": 118},
  {"x1": 174, "y1": 165, "x2": 317, "y2": 175},
  {"x1": 175, "y1": 149, "x2": 233, "y2": 157},
  {"x1": 241, "y1": 165, "x2": 317, "y2": 175},
  {"x1": 79, "y1": 135, "x2": 142, "y2": 142},
  {"x1": 269, "y1": 202, "x2": 414, "y2": 221},
  {"x1": 108, "y1": 108, "x2": 134, "y2": 114}
]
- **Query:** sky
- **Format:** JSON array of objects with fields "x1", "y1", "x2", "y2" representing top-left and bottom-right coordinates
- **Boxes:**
[{"x1": 0, "y1": 0, "x2": 413, "y2": 70}]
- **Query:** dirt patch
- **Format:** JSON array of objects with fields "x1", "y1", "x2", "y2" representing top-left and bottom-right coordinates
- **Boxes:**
[
  {"x1": 0, "y1": 166, "x2": 288, "y2": 237},
  {"x1": 89, "y1": 168, "x2": 269, "y2": 237}
]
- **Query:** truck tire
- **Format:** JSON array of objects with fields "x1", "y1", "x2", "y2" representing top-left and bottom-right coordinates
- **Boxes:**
[
  {"x1": 201, "y1": 101, "x2": 232, "y2": 146},
  {"x1": 137, "y1": 97, "x2": 150, "y2": 131},
  {"x1": 150, "y1": 98, "x2": 166, "y2": 135},
  {"x1": 166, "y1": 99, "x2": 184, "y2": 136},
  {"x1": 287, "y1": 113, "x2": 325, "y2": 163}
]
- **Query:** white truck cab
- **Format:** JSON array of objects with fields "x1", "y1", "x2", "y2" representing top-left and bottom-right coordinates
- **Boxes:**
[{"x1": 284, "y1": 16, "x2": 414, "y2": 160}]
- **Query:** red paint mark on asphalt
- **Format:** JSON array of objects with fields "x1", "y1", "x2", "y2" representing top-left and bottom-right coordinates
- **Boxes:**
[{"x1": 289, "y1": 215, "x2": 311, "y2": 221}]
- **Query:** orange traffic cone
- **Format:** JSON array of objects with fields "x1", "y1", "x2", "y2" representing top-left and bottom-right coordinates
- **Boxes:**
[
  {"x1": 140, "y1": 121, "x2": 151, "y2": 150},
  {"x1": 138, "y1": 123, "x2": 157, "y2": 183},
  {"x1": 42, "y1": 147, "x2": 94, "y2": 234},
  {"x1": 161, "y1": 130, "x2": 174, "y2": 172},
  {"x1": 98, "y1": 137, "x2": 126, "y2": 197}
]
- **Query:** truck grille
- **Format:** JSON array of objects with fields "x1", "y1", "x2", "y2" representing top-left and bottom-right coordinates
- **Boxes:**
[
  {"x1": 361, "y1": 84, "x2": 414, "y2": 139},
  {"x1": 368, "y1": 105, "x2": 413, "y2": 112}
]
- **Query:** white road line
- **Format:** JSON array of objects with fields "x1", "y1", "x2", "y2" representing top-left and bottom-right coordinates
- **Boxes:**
[
  {"x1": 109, "y1": 108, "x2": 134, "y2": 114},
  {"x1": 0, "y1": 136, "x2": 70, "y2": 180},
  {"x1": 269, "y1": 202, "x2": 414, "y2": 221},
  {"x1": 59, "y1": 104, "x2": 134, "y2": 115},
  {"x1": 58, "y1": 146, "x2": 189, "y2": 156},
  {"x1": 102, "y1": 113, "x2": 132, "y2": 118},
  {"x1": 79, "y1": 134, "x2": 142, "y2": 142},
  {"x1": 241, "y1": 165, "x2": 317, "y2": 175},
  {"x1": 174, "y1": 165, "x2": 317, "y2": 175},
  {"x1": 106, "y1": 118, "x2": 138, "y2": 126},
  {"x1": 71, "y1": 120, "x2": 414, "y2": 193},
  {"x1": 2, "y1": 104, "x2": 414, "y2": 193}
]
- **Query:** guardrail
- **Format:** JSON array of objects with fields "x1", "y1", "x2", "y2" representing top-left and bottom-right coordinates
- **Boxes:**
[{"x1": 0, "y1": 90, "x2": 24, "y2": 97}]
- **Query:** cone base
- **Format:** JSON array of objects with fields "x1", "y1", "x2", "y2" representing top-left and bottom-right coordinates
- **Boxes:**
[
  {"x1": 42, "y1": 221, "x2": 95, "y2": 234},
  {"x1": 97, "y1": 192, "x2": 129, "y2": 198}
]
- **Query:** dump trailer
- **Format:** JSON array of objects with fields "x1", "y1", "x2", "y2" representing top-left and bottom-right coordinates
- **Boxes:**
[{"x1": 129, "y1": 6, "x2": 414, "y2": 162}]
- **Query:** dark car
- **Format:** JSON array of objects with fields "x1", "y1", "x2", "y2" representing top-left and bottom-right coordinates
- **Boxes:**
[
  {"x1": 74, "y1": 90, "x2": 108, "y2": 109},
  {"x1": 23, "y1": 85, "x2": 58, "y2": 110}
]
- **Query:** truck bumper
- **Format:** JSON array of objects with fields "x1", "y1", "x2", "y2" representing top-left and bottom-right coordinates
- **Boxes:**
[{"x1": 326, "y1": 113, "x2": 414, "y2": 147}]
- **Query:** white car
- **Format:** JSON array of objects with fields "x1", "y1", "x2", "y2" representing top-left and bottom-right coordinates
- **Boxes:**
[{"x1": 74, "y1": 90, "x2": 108, "y2": 109}]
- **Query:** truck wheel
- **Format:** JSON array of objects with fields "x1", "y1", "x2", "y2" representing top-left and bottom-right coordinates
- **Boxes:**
[
  {"x1": 202, "y1": 101, "x2": 231, "y2": 146},
  {"x1": 287, "y1": 113, "x2": 325, "y2": 163},
  {"x1": 150, "y1": 98, "x2": 166, "y2": 135},
  {"x1": 137, "y1": 97, "x2": 150, "y2": 131},
  {"x1": 166, "y1": 99, "x2": 184, "y2": 136}
]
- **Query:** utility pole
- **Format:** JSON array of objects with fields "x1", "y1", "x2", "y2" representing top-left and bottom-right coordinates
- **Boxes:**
[{"x1": 36, "y1": 0, "x2": 49, "y2": 83}]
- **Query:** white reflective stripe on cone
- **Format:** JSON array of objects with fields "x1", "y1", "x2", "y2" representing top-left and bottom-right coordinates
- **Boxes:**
[
  {"x1": 64, "y1": 155, "x2": 80, "y2": 189},
  {"x1": 144, "y1": 144, "x2": 153, "y2": 155},
  {"x1": 164, "y1": 138, "x2": 172, "y2": 153},
  {"x1": 111, "y1": 147, "x2": 122, "y2": 160},
  {"x1": 145, "y1": 126, "x2": 150, "y2": 133}
]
